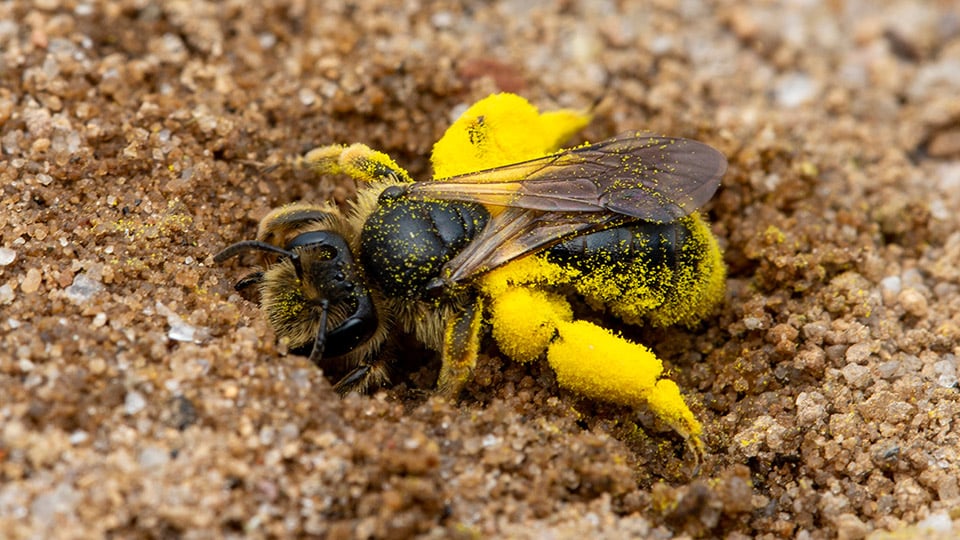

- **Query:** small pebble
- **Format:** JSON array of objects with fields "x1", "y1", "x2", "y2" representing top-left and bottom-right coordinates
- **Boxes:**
[
  {"x1": 880, "y1": 275, "x2": 901, "y2": 304},
  {"x1": 775, "y1": 72, "x2": 819, "y2": 108},
  {"x1": 0, "y1": 284, "x2": 14, "y2": 304},
  {"x1": 796, "y1": 391, "x2": 827, "y2": 427},
  {"x1": 21, "y1": 268, "x2": 42, "y2": 293},
  {"x1": 64, "y1": 272, "x2": 103, "y2": 304},
  {"x1": 917, "y1": 512, "x2": 953, "y2": 534},
  {"x1": 743, "y1": 317, "x2": 763, "y2": 330},
  {"x1": 138, "y1": 446, "x2": 170, "y2": 469},
  {"x1": 29, "y1": 483, "x2": 79, "y2": 523},
  {"x1": 156, "y1": 301, "x2": 209, "y2": 343},
  {"x1": 124, "y1": 390, "x2": 147, "y2": 415},
  {"x1": 0, "y1": 247, "x2": 15, "y2": 265},
  {"x1": 841, "y1": 363, "x2": 873, "y2": 389},
  {"x1": 898, "y1": 288, "x2": 928, "y2": 318}
]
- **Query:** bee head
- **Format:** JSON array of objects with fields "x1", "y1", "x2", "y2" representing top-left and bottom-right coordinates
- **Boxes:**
[
  {"x1": 215, "y1": 232, "x2": 378, "y2": 366},
  {"x1": 279, "y1": 230, "x2": 378, "y2": 365}
]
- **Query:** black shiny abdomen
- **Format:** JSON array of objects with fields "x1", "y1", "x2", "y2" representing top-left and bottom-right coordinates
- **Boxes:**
[
  {"x1": 545, "y1": 220, "x2": 688, "y2": 278},
  {"x1": 360, "y1": 198, "x2": 489, "y2": 298}
]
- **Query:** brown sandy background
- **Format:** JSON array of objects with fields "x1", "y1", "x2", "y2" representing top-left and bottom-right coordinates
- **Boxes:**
[{"x1": 2, "y1": 0, "x2": 960, "y2": 538}]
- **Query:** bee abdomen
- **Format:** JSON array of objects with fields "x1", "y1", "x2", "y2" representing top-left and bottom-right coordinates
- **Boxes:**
[
  {"x1": 544, "y1": 216, "x2": 723, "y2": 327},
  {"x1": 545, "y1": 221, "x2": 684, "y2": 272},
  {"x1": 360, "y1": 199, "x2": 489, "y2": 298}
]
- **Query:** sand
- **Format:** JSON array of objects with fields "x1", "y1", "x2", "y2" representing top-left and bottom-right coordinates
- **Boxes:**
[{"x1": 1, "y1": 0, "x2": 959, "y2": 538}]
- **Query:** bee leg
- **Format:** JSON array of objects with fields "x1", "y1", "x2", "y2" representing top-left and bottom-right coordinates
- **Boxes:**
[
  {"x1": 332, "y1": 364, "x2": 370, "y2": 393},
  {"x1": 332, "y1": 359, "x2": 391, "y2": 395},
  {"x1": 234, "y1": 271, "x2": 263, "y2": 293},
  {"x1": 488, "y1": 287, "x2": 570, "y2": 363},
  {"x1": 254, "y1": 203, "x2": 339, "y2": 247},
  {"x1": 487, "y1": 284, "x2": 704, "y2": 463},
  {"x1": 546, "y1": 320, "x2": 704, "y2": 465},
  {"x1": 295, "y1": 143, "x2": 413, "y2": 184},
  {"x1": 436, "y1": 297, "x2": 484, "y2": 400}
]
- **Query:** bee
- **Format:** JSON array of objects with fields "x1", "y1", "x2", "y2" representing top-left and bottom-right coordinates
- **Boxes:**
[{"x1": 215, "y1": 93, "x2": 726, "y2": 451}]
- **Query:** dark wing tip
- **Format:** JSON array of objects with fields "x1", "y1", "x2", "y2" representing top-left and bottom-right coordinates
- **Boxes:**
[{"x1": 598, "y1": 137, "x2": 727, "y2": 222}]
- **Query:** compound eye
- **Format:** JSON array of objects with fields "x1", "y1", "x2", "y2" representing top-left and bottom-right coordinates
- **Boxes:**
[{"x1": 285, "y1": 231, "x2": 341, "y2": 259}]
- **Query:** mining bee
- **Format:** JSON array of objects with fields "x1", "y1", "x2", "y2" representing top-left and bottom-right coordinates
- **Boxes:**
[{"x1": 215, "y1": 93, "x2": 726, "y2": 451}]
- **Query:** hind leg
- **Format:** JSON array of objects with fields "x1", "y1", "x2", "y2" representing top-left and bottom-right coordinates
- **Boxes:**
[{"x1": 484, "y1": 282, "x2": 703, "y2": 456}]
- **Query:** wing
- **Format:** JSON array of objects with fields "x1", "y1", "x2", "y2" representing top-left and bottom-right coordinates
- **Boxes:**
[
  {"x1": 419, "y1": 132, "x2": 726, "y2": 287},
  {"x1": 406, "y1": 131, "x2": 727, "y2": 224}
]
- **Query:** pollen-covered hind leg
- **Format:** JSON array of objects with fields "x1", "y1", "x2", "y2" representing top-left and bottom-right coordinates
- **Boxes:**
[
  {"x1": 546, "y1": 320, "x2": 703, "y2": 459},
  {"x1": 488, "y1": 287, "x2": 571, "y2": 363},
  {"x1": 296, "y1": 143, "x2": 413, "y2": 184},
  {"x1": 486, "y1": 283, "x2": 703, "y2": 458}
]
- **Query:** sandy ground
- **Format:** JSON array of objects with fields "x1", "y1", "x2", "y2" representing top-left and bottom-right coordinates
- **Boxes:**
[{"x1": 2, "y1": 0, "x2": 960, "y2": 538}]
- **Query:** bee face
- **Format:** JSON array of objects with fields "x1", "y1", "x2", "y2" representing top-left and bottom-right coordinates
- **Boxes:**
[
  {"x1": 259, "y1": 232, "x2": 353, "y2": 343},
  {"x1": 216, "y1": 226, "x2": 379, "y2": 367},
  {"x1": 284, "y1": 231, "x2": 358, "y2": 305}
]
